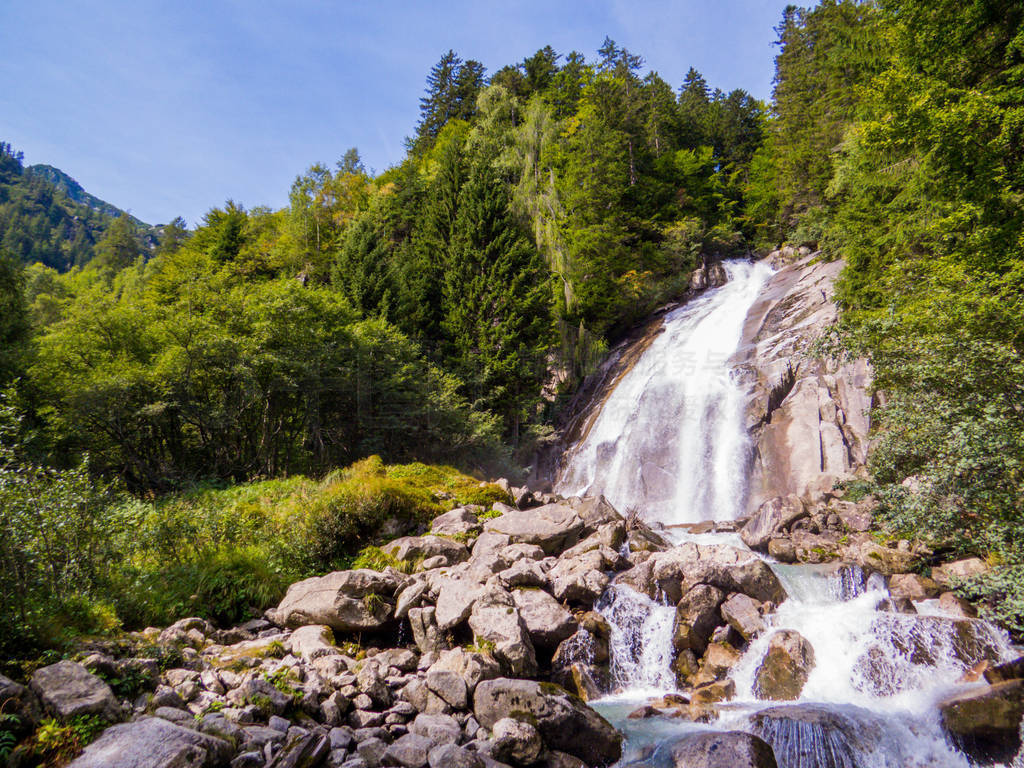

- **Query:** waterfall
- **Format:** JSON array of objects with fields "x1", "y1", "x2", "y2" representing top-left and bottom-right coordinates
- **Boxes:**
[
  {"x1": 555, "y1": 257, "x2": 1022, "y2": 768},
  {"x1": 557, "y1": 260, "x2": 774, "y2": 527}
]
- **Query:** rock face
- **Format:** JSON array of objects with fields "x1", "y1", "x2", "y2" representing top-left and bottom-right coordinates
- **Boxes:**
[
  {"x1": 753, "y1": 630, "x2": 816, "y2": 701},
  {"x1": 30, "y1": 661, "x2": 120, "y2": 722},
  {"x1": 737, "y1": 254, "x2": 873, "y2": 512},
  {"x1": 67, "y1": 717, "x2": 233, "y2": 768},
  {"x1": 473, "y1": 678, "x2": 622, "y2": 765},
  {"x1": 267, "y1": 568, "x2": 402, "y2": 631},
  {"x1": 668, "y1": 731, "x2": 778, "y2": 768}
]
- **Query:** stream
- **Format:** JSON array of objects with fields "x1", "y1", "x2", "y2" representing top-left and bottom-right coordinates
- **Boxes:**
[{"x1": 555, "y1": 261, "x2": 1020, "y2": 768}]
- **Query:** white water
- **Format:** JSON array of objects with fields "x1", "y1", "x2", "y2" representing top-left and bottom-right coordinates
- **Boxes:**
[
  {"x1": 557, "y1": 260, "x2": 774, "y2": 526},
  {"x1": 555, "y1": 260, "x2": 1021, "y2": 767}
]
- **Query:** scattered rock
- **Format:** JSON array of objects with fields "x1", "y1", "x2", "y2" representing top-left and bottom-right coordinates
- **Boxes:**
[
  {"x1": 491, "y1": 717, "x2": 543, "y2": 765},
  {"x1": 720, "y1": 593, "x2": 765, "y2": 641},
  {"x1": 468, "y1": 587, "x2": 538, "y2": 677},
  {"x1": 740, "y1": 496, "x2": 807, "y2": 551},
  {"x1": 484, "y1": 504, "x2": 585, "y2": 555},
  {"x1": 473, "y1": 678, "x2": 621, "y2": 765},
  {"x1": 511, "y1": 588, "x2": 577, "y2": 648},
  {"x1": 887, "y1": 574, "x2": 941, "y2": 601}
]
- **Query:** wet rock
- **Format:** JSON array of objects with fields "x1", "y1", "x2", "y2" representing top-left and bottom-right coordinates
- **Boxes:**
[
  {"x1": 691, "y1": 679, "x2": 736, "y2": 705},
  {"x1": 750, "y1": 704, "x2": 882, "y2": 768},
  {"x1": 984, "y1": 656, "x2": 1024, "y2": 684},
  {"x1": 67, "y1": 716, "x2": 233, "y2": 768},
  {"x1": 720, "y1": 593, "x2": 765, "y2": 641},
  {"x1": 468, "y1": 587, "x2": 538, "y2": 677},
  {"x1": 875, "y1": 597, "x2": 917, "y2": 614},
  {"x1": 753, "y1": 630, "x2": 815, "y2": 701},
  {"x1": 668, "y1": 730, "x2": 778, "y2": 768},
  {"x1": 473, "y1": 678, "x2": 622, "y2": 765},
  {"x1": 672, "y1": 584, "x2": 725, "y2": 655},
  {"x1": 30, "y1": 660, "x2": 120, "y2": 722},
  {"x1": 484, "y1": 504, "x2": 585, "y2": 554},
  {"x1": 268, "y1": 569, "x2": 402, "y2": 632},
  {"x1": 938, "y1": 592, "x2": 977, "y2": 619},
  {"x1": 887, "y1": 573, "x2": 941, "y2": 601},
  {"x1": 740, "y1": 496, "x2": 807, "y2": 551},
  {"x1": 511, "y1": 588, "x2": 577, "y2": 648},
  {"x1": 492, "y1": 717, "x2": 543, "y2": 765},
  {"x1": 939, "y1": 679, "x2": 1024, "y2": 750}
]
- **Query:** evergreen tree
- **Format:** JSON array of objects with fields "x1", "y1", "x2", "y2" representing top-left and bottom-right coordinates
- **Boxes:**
[
  {"x1": 415, "y1": 51, "x2": 486, "y2": 150},
  {"x1": 442, "y1": 157, "x2": 552, "y2": 441},
  {"x1": 93, "y1": 214, "x2": 141, "y2": 271}
]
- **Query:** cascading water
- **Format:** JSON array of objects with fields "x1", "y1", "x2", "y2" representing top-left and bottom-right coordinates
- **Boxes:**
[
  {"x1": 554, "y1": 259, "x2": 1021, "y2": 767},
  {"x1": 558, "y1": 260, "x2": 774, "y2": 526}
]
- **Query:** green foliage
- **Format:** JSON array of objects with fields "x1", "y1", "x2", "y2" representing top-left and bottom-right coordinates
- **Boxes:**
[
  {"x1": 31, "y1": 715, "x2": 107, "y2": 766},
  {"x1": 351, "y1": 546, "x2": 415, "y2": 573},
  {"x1": 0, "y1": 713, "x2": 18, "y2": 762}
]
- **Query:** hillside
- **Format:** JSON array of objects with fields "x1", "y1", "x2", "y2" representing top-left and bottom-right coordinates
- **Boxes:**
[{"x1": 0, "y1": 144, "x2": 157, "y2": 270}]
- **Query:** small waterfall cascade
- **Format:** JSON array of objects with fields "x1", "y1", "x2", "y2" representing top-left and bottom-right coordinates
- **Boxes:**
[
  {"x1": 557, "y1": 260, "x2": 774, "y2": 526},
  {"x1": 554, "y1": 259, "x2": 1022, "y2": 768}
]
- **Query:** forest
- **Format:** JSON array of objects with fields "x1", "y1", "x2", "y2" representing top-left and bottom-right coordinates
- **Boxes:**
[{"x1": 2, "y1": 0, "x2": 1023, "y2": 662}]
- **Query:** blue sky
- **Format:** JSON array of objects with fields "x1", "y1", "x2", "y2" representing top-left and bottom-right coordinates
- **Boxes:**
[{"x1": 1, "y1": 1, "x2": 794, "y2": 226}]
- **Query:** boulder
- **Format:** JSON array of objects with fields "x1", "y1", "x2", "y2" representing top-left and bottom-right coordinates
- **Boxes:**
[
  {"x1": 425, "y1": 668, "x2": 468, "y2": 709},
  {"x1": 720, "y1": 593, "x2": 765, "y2": 641},
  {"x1": 384, "y1": 535, "x2": 470, "y2": 567},
  {"x1": 672, "y1": 584, "x2": 725, "y2": 655},
  {"x1": 546, "y1": 553, "x2": 611, "y2": 604},
  {"x1": 287, "y1": 624, "x2": 339, "y2": 662},
  {"x1": 668, "y1": 731, "x2": 778, "y2": 768},
  {"x1": 473, "y1": 678, "x2": 621, "y2": 766},
  {"x1": 939, "y1": 679, "x2": 1024, "y2": 745},
  {"x1": 409, "y1": 713, "x2": 462, "y2": 745},
  {"x1": 887, "y1": 573, "x2": 941, "y2": 601},
  {"x1": 511, "y1": 588, "x2": 577, "y2": 648},
  {"x1": 567, "y1": 496, "x2": 623, "y2": 532},
  {"x1": 266, "y1": 732, "x2": 330, "y2": 768},
  {"x1": 435, "y1": 578, "x2": 486, "y2": 631},
  {"x1": 750, "y1": 704, "x2": 884, "y2": 768},
  {"x1": 932, "y1": 558, "x2": 990, "y2": 587},
  {"x1": 0, "y1": 673, "x2": 40, "y2": 727},
  {"x1": 498, "y1": 559, "x2": 548, "y2": 589},
  {"x1": 740, "y1": 496, "x2": 807, "y2": 551},
  {"x1": 484, "y1": 504, "x2": 585, "y2": 554},
  {"x1": 618, "y1": 543, "x2": 786, "y2": 604},
  {"x1": 428, "y1": 648, "x2": 501, "y2": 694},
  {"x1": 383, "y1": 732, "x2": 435, "y2": 768},
  {"x1": 984, "y1": 656, "x2": 1024, "y2": 684},
  {"x1": 67, "y1": 717, "x2": 233, "y2": 768},
  {"x1": 268, "y1": 569, "x2": 402, "y2": 632},
  {"x1": 468, "y1": 587, "x2": 538, "y2": 677},
  {"x1": 428, "y1": 744, "x2": 485, "y2": 768},
  {"x1": 753, "y1": 630, "x2": 815, "y2": 701},
  {"x1": 30, "y1": 661, "x2": 120, "y2": 722},
  {"x1": 431, "y1": 508, "x2": 481, "y2": 538},
  {"x1": 491, "y1": 717, "x2": 543, "y2": 765},
  {"x1": 409, "y1": 607, "x2": 448, "y2": 655}
]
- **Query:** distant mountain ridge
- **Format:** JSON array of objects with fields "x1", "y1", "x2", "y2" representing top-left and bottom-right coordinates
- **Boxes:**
[{"x1": 25, "y1": 164, "x2": 150, "y2": 227}]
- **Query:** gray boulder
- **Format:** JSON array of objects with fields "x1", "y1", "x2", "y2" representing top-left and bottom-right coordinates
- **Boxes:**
[
  {"x1": 30, "y1": 661, "x2": 120, "y2": 722},
  {"x1": 473, "y1": 678, "x2": 621, "y2": 765},
  {"x1": 468, "y1": 587, "x2": 538, "y2": 677},
  {"x1": 383, "y1": 732, "x2": 435, "y2": 768},
  {"x1": 491, "y1": 717, "x2": 543, "y2": 765},
  {"x1": 435, "y1": 578, "x2": 486, "y2": 631},
  {"x1": 511, "y1": 588, "x2": 577, "y2": 648},
  {"x1": 740, "y1": 496, "x2": 807, "y2": 551},
  {"x1": 720, "y1": 593, "x2": 766, "y2": 641},
  {"x1": 668, "y1": 731, "x2": 778, "y2": 768},
  {"x1": 431, "y1": 508, "x2": 482, "y2": 538},
  {"x1": 428, "y1": 744, "x2": 485, "y2": 768},
  {"x1": 67, "y1": 717, "x2": 233, "y2": 768},
  {"x1": 268, "y1": 569, "x2": 402, "y2": 632},
  {"x1": 672, "y1": 584, "x2": 725, "y2": 655},
  {"x1": 267, "y1": 732, "x2": 330, "y2": 768},
  {"x1": 547, "y1": 552, "x2": 612, "y2": 604},
  {"x1": 384, "y1": 535, "x2": 470, "y2": 568},
  {"x1": 484, "y1": 504, "x2": 585, "y2": 554},
  {"x1": 617, "y1": 543, "x2": 787, "y2": 605}
]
